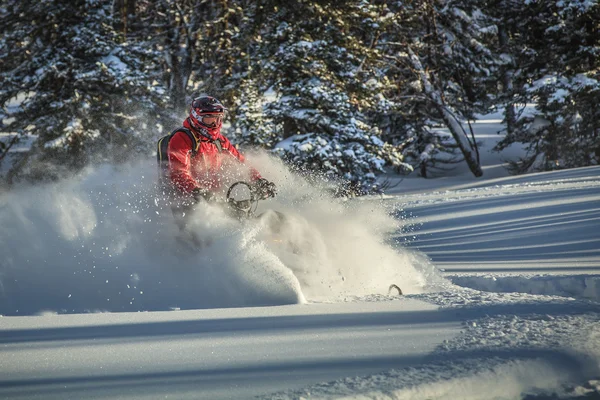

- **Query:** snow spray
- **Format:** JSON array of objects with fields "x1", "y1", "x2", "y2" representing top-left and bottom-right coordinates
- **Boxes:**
[{"x1": 0, "y1": 153, "x2": 434, "y2": 315}]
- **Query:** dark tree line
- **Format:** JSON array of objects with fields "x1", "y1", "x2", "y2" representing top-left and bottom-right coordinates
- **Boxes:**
[{"x1": 1, "y1": 0, "x2": 599, "y2": 191}]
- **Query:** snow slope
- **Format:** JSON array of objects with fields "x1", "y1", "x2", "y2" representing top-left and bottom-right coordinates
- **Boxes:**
[
  {"x1": 0, "y1": 300, "x2": 460, "y2": 399},
  {"x1": 1, "y1": 115, "x2": 600, "y2": 399},
  {"x1": 394, "y1": 166, "x2": 600, "y2": 301}
]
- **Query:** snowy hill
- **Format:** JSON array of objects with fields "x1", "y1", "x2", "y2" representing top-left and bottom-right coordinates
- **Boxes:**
[{"x1": 1, "y1": 118, "x2": 599, "y2": 399}]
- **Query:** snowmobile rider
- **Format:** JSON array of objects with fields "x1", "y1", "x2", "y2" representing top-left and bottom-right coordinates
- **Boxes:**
[{"x1": 165, "y1": 95, "x2": 276, "y2": 229}]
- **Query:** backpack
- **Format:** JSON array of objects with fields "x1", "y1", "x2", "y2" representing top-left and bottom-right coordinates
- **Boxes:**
[{"x1": 156, "y1": 127, "x2": 223, "y2": 184}]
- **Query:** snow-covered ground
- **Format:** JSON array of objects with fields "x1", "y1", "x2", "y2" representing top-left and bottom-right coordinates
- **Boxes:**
[{"x1": 1, "y1": 114, "x2": 599, "y2": 399}]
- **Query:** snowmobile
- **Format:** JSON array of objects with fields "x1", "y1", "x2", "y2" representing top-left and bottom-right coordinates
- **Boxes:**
[
  {"x1": 170, "y1": 180, "x2": 285, "y2": 251},
  {"x1": 224, "y1": 180, "x2": 328, "y2": 259},
  {"x1": 181, "y1": 181, "x2": 404, "y2": 297}
]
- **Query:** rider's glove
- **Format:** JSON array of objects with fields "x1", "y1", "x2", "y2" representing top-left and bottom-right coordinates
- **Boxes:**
[
  {"x1": 192, "y1": 187, "x2": 213, "y2": 203},
  {"x1": 253, "y1": 178, "x2": 276, "y2": 199}
]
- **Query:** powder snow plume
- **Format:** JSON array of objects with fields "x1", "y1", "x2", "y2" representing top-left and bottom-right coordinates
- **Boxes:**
[{"x1": 0, "y1": 154, "x2": 435, "y2": 315}]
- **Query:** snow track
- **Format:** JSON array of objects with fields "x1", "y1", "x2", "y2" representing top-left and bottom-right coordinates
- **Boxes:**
[
  {"x1": 393, "y1": 165, "x2": 600, "y2": 302},
  {"x1": 269, "y1": 285, "x2": 600, "y2": 400},
  {"x1": 449, "y1": 274, "x2": 600, "y2": 302},
  {"x1": 269, "y1": 357, "x2": 600, "y2": 400}
]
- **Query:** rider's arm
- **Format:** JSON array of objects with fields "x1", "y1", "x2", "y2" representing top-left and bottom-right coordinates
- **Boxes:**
[
  {"x1": 220, "y1": 136, "x2": 262, "y2": 180},
  {"x1": 167, "y1": 131, "x2": 198, "y2": 195}
]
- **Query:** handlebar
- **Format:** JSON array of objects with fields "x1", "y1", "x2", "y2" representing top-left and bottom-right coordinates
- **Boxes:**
[
  {"x1": 226, "y1": 181, "x2": 256, "y2": 212},
  {"x1": 226, "y1": 180, "x2": 275, "y2": 218}
]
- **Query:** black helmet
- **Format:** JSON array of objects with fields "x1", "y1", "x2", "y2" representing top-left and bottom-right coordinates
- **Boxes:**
[
  {"x1": 191, "y1": 96, "x2": 227, "y2": 114},
  {"x1": 189, "y1": 96, "x2": 227, "y2": 130}
]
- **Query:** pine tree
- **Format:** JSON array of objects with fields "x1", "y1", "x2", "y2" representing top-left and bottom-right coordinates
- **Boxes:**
[
  {"x1": 230, "y1": 78, "x2": 278, "y2": 148},
  {"x1": 244, "y1": 1, "x2": 409, "y2": 191},
  {"x1": 4, "y1": 0, "x2": 596, "y2": 190},
  {"x1": 0, "y1": 0, "x2": 167, "y2": 185},
  {"x1": 494, "y1": 0, "x2": 600, "y2": 172},
  {"x1": 378, "y1": 0, "x2": 499, "y2": 178}
]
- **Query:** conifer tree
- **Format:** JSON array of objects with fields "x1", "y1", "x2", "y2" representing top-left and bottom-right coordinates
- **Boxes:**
[
  {"x1": 244, "y1": 1, "x2": 409, "y2": 190},
  {"x1": 379, "y1": 0, "x2": 498, "y2": 177},
  {"x1": 494, "y1": 0, "x2": 600, "y2": 172},
  {"x1": 0, "y1": 0, "x2": 166, "y2": 185},
  {"x1": 3, "y1": 0, "x2": 597, "y2": 190},
  {"x1": 230, "y1": 79, "x2": 278, "y2": 148}
]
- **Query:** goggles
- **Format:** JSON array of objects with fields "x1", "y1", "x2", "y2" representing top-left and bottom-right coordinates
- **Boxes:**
[
  {"x1": 199, "y1": 113, "x2": 223, "y2": 128},
  {"x1": 191, "y1": 106, "x2": 224, "y2": 128}
]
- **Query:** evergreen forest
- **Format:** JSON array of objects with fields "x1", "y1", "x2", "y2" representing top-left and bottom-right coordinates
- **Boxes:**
[{"x1": 1, "y1": 0, "x2": 599, "y2": 192}]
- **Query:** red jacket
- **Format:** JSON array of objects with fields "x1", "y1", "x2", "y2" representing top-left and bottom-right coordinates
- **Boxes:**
[{"x1": 167, "y1": 119, "x2": 260, "y2": 195}]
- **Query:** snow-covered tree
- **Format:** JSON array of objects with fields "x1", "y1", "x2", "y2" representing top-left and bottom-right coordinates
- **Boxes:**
[
  {"x1": 245, "y1": 2, "x2": 410, "y2": 191},
  {"x1": 378, "y1": 0, "x2": 499, "y2": 178},
  {"x1": 0, "y1": 0, "x2": 167, "y2": 185},
  {"x1": 3, "y1": 0, "x2": 598, "y2": 190},
  {"x1": 230, "y1": 79, "x2": 278, "y2": 148},
  {"x1": 494, "y1": 0, "x2": 600, "y2": 172}
]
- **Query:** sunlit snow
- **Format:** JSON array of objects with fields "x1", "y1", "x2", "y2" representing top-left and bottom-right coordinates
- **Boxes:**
[{"x1": 1, "y1": 113, "x2": 599, "y2": 399}]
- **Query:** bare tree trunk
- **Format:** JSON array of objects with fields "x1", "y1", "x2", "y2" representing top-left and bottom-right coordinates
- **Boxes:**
[
  {"x1": 0, "y1": 134, "x2": 20, "y2": 187},
  {"x1": 112, "y1": 0, "x2": 136, "y2": 34},
  {"x1": 498, "y1": 25, "x2": 516, "y2": 135},
  {"x1": 163, "y1": 2, "x2": 201, "y2": 110},
  {"x1": 126, "y1": 0, "x2": 135, "y2": 17},
  {"x1": 164, "y1": 26, "x2": 185, "y2": 109},
  {"x1": 408, "y1": 47, "x2": 483, "y2": 177}
]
